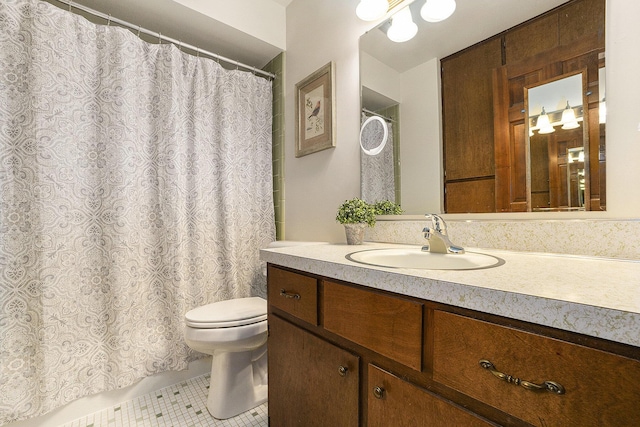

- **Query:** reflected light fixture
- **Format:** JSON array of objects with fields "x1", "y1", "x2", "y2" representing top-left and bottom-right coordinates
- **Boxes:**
[
  {"x1": 356, "y1": 0, "x2": 389, "y2": 21},
  {"x1": 561, "y1": 101, "x2": 580, "y2": 129},
  {"x1": 421, "y1": 0, "x2": 456, "y2": 23},
  {"x1": 599, "y1": 97, "x2": 606, "y2": 124},
  {"x1": 537, "y1": 107, "x2": 555, "y2": 134},
  {"x1": 387, "y1": 7, "x2": 418, "y2": 42}
]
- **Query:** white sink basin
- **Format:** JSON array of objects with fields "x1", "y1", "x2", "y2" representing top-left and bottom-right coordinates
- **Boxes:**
[{"x1": 347, "y1": 248, "x2": 504, "y2": 270}]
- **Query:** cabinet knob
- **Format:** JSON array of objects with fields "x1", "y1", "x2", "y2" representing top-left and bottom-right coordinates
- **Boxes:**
[
  {"x1": 373, "y1": 386, "x2": 385, "y2": 399},
  {"x1": 338, "y1": 365, "x2": 348, "y2": 377}
]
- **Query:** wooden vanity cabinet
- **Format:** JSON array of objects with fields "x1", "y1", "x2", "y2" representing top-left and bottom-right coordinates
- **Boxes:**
[{"x1": 267, "y1": 265, "x2": 640, "y2": 426}]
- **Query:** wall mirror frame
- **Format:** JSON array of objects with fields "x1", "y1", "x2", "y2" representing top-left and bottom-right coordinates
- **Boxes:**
[{"x1": 359, "y1": 0, "x2": 605, "y2": 216}]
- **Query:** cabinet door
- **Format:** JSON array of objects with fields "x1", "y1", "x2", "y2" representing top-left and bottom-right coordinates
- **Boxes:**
[
  {"x1": 268, "y1": 315, "x2": 359, "y2": 427},
  {"x1": 442, "y1": 37, "x2": 502, "y2": 213},
  {"x1": 368, "y1": 365, "x2": 495, "y2": 427}
]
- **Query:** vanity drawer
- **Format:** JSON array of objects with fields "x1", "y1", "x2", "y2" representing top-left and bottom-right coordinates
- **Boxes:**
[
  {"x1": 268, "y1": 266, "x2": 318, "y2": 325},
  {"x1": 432, "y1": 310, "x2": 640, "y2": 427},
  {"x1": 323, "y1": 281, "x2": 423, "y2": 370}
]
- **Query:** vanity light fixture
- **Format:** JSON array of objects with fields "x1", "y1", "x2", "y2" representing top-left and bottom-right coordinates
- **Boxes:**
[
  {"x1": 387, "y1": 6, "x2": 418, "y2": 42},
  {"x1": 537, "y1": 107, "x2": 555, "y2": 134},
  {"x1": 356, "y1": 0, "x2": 389, "y2": 21},
  {"x1": 561, "y1": 101, "x2": 580, "y2": 129},
  {"x1": 420, "y1": 0, "x2": 456, "y2": 23}
]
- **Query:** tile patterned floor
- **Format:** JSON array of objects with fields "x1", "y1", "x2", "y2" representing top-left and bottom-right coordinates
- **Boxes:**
[{"x1": 58, "y1": 374, "x2": 267, "y2": 427}]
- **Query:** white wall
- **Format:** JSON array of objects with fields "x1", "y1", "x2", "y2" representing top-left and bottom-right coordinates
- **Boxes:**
[
  {"x1": 284, "y1": 0, "x2": 373, "y2": 242},
  {"x1": 360, "y1": 51, "x2": 402, "y2": 102},
  {"x1": 605, "y1": 0, "x2": 640, "y2": 216},
  {"x1": 173, "y1": 0, "x2": 287, "y2": 49},
  {"x1": 284, "y1": 0, "x2": 640, "y2": 241},
  {"x1": 399, "y1": 58, "x2": 442, "y2": 214}
]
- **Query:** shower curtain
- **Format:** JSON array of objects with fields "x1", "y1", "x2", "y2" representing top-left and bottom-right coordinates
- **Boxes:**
[
  {"x1": 360, "y1": 114, "x2": 396, "y2": 204},
  {"x1": 0, "y1": 0, "x2": 275, "y2": 423}
]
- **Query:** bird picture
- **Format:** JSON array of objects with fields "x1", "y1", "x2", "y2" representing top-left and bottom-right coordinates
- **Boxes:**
[
  {"x1": 303, "y1": 86, "x2": 325, "y2": 138},
  {"x1": 308, "y1": 100, "x2": 321, "y2": 119}
]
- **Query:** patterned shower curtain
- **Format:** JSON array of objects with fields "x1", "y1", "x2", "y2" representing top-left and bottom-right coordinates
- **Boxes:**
[
  {"x1": 0, "y1": 0, "x2": 275, "y2": 423},
  {"x1": 360, "y1": 114, "x2": 396, "y2": 204}
]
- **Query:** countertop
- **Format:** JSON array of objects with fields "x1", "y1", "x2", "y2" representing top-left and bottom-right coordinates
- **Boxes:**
[{"x1": 260, "y1": 242, "x2": 640, "y2": 348}]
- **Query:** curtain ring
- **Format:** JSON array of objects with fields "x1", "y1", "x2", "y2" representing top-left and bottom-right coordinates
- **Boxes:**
[
  {"x1": 68, "y1": 0, "x2": 73, "y2": 12},
  {"x1": 137, "y1": 25, "x2": 141, "y2": 37},
  {"x1": 107, "y1": 14, "x2": 111, "y2": 26},
  {"x1": 158, "y1": 32, "x2": 162, "y2": 44}
]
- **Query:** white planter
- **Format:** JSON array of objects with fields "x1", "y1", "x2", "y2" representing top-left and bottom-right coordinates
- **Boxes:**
[{"x1": 344, "y1": 223, "x2": 367, "y2": 245}]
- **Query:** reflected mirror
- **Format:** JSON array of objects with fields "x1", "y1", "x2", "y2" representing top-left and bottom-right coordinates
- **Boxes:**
[
  {"x1": 359, "y1": 0, "x2": 605, "y2": 214},
  {"x1": 527, "y1": 72, "x2": 589, "y2": 211}
]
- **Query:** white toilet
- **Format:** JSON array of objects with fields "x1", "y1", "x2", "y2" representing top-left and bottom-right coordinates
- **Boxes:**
[{"x1": 184, "y1": 296, "x2": 268, "y2": 419}]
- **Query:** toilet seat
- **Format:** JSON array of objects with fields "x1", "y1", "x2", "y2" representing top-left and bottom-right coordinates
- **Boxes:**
[{"x1": 185, "y1": 297, "x2": 267, "y2": 328}]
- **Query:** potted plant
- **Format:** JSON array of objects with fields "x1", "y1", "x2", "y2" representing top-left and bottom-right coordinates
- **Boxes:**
[
  {"x1": 373, "y1": 200, "x2": 403, "y2": 216},
  {"x1": 336, "y1": 198, "x2": 376, "y2": 245}
]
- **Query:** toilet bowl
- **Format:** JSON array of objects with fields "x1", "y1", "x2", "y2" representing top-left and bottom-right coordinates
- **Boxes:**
[{"x1": 184, "y1": 297, "x2": 268, "y2": 419}]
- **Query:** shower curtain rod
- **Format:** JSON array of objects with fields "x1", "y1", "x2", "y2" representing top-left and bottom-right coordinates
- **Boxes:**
[
  {"x1": 53, "y1": 0, "x2": 276, "y2": 80},
  {"x1": 362, "y1": 108, "x2": 395, "y2": 123}
]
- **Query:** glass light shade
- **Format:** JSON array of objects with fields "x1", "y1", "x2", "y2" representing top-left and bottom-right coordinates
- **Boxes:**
[
  {"x1": 356, "y1": 0, "x2": 389, "y2": 21},
  {"x1": 537, "y1": 108, "x2": 555, "y2": 134},
  {"x1": 561, "y1": 101, "x2": 579, "y2": 129},
  {"x1": 599, "y1": 98, "x2": 606, "y2": 124},
  {"x1": 387, "y1": 7, "x2": 418, "y2": 43},
  {"x1": 420, "y1": 0, "x2": 456, "y2": 23}
]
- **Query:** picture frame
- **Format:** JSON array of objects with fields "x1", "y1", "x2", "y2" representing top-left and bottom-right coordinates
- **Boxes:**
[{"x1": 295, "y1": 62, "x2": 336, "y2": 157}]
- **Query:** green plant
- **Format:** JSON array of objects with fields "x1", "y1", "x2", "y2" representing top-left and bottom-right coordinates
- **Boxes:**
[
  {"x1": 373, "y1": 200, "x2": 403, "y2": 215},
  {"x1": 336, "y1": 198, "x2": 376, "y2": 227}
]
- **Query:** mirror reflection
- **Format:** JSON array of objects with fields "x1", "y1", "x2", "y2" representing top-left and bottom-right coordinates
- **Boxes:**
[
  {"x1": 527, "y1": 73, "x2": 589, "y2": 211},
  {"x1": 359, "y1": 0, "x2": 605, "y2": 214},
  {"x1": 360, "y1": 110, "x2": 398, "y2": 204}
]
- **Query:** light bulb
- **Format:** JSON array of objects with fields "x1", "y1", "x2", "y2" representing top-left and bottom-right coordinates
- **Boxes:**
[
  {"x1": 356, "y1": 0, "x2": 389, "y2": 22},
  {"x1": 387, "y1": 7, "x2": 418, "y2": 43},
  {"x1": 561, "y1": 101, "x2": 579, "y2": 130},
  {"x1": 421, "y1": 0, "x2": 456, "y2": 23},
  {"x1": 599, "y1": 98, "x2": 606, "y2": 124},
  {"x1": 537, "y1": 107, "x2": 555, "y2": 134}
]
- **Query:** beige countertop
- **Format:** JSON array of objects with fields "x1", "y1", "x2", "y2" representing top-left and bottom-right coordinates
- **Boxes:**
[{"x1": 260, "y1": 242, "x2": 640, "y2": 348}]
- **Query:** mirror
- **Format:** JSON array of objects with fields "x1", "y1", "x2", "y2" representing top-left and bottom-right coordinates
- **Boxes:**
[
  {"x1": 527, "y1": 72, "x2": 588, "y2": 211},
  {"x1": 360, "y1": 115, "x2": 389, "y2": 156},
  {"x1": 359, "y1": 0, "x2": 605, "y2": 214}
]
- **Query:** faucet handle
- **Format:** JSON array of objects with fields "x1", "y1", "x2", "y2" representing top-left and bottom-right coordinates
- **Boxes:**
[{"x1": 425, "y1": 213, "x2": 447, "y2": 234}]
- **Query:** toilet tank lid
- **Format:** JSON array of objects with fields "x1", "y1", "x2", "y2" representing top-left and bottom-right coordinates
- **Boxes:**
[{"x1": 185, "y1": 297, "x2": 267, "y2": 325}]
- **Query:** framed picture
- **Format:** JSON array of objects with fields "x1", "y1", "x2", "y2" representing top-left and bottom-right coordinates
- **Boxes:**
[{"x1": 295, "y1": 62, "x2": 336, "y2": 157}]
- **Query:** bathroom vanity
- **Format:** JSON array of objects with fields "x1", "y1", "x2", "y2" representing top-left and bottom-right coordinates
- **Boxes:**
[{"x1": 261, "y1": 243, "x2": 640, "y2": 427}]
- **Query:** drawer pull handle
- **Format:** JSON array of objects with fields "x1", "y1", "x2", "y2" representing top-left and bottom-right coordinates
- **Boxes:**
[
  {"x1": 279, "y1": 289, "x2": 301, "y2": 300},
  {"x1": 373, "y1": 386, "x2": 385, "y2": 399},
  {"x1": 338, "y1": 365, "x2": 348, "y2": 377},
  {"x1": 479, "y1": 360, "x2": 565, "y2": 395}
]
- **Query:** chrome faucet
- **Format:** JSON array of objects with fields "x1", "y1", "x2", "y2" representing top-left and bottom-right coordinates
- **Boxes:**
[{"x1": 421, "y1": 214, "x2": 465, "y2": 254}]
